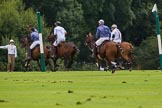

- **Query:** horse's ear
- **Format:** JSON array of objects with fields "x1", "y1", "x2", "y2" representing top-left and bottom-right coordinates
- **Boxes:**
[
  {"x1": 89, "y1": 32, "x2": 92, "y2": 35},
  {"x1": 50, "y1": 26, "x2": 54, "y2": 34}
]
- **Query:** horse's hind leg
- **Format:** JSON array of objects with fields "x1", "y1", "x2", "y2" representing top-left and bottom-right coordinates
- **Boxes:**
[
  {"x1": 122, "y1": 54, "x2": 132, "y2": 71},
  {"x1": 66, "y1": 57, "x2": 74, "y2": 69},
  {"x1": 64, "y1": 58, "x2": 71, "y2": 69},
  {"x1": 36, "y1": 60, "x2": 41, "y2": 71},
  {"x1": 46, "y1": 59, "x2": 54, "y2": 72},
  {"x1": 105, "y1": 58, "x2": 117, "y2": 74}
]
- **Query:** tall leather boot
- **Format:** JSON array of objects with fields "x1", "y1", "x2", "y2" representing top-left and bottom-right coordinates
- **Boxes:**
[
  {"x1": 53, "y1": 46, "x2": 57, "y2": 59},
  {"x1": 92, "y1": 44, "x2": 97, "y2": 58}
]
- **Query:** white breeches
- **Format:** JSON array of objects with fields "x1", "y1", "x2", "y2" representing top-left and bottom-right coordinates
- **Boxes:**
[
  {"x1": 113, "y1": 39, "x2": 121, "y2": 43},
  {"x1": 30, "y1": 41, "x2": 40, "y2": 49},
  {"x1": 95, "y1": 37, "x2": 109, "y2": 46},
  {"x1": 53, "y1": 37, "x2": 65, "y2": 46}
]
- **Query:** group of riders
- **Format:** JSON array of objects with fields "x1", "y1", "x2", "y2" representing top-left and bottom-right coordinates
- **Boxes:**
[
  {"x1": 0, "y1": 19, "x2": 123, "y2": 72},
  {"x1": 93, "y1": 19, "x2": 122, "y2": 58},
  {"x1": 26, "y1": 21, "x2": 67, "y2": 61},
  {"x1": 27, "y1": 19, "x2": 122, "y2": 60}
]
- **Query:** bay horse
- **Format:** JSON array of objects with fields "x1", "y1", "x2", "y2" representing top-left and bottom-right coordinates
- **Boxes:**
[
  {"x1": 46, "y1": 32, "x2": 79, "y2": 70},
  {"x1": 85, "y1": 32, "x2": 134, "y2": 73},
  {"x1": 20, "y1": 34, "x2": 54, "y2": 71}
]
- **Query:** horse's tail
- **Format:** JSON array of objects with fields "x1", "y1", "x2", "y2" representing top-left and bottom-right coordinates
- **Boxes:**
[
  {"x1": 129, "y1": 43, "x2": 134, "y2": 53},
  {"x1": 128, "y1": 43, "x2": 135, "y2": 61},
  {"x1": 116, "y1": 43, "x2": 124, "y2": 53}
]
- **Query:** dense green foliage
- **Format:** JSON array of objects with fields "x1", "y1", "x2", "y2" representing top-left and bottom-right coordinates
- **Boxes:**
[
  {"x1": 134, "y1": 36, "x2": 160, "y2": 69},
  {"x1": 0, "y1": 0, "x2": 162, "y2": 70},
  {"x1": 0, "y1": 71, "x2": 162, "y2": 108}
]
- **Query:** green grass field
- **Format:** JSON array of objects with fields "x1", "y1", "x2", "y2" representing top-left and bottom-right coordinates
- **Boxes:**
[{"x1": 0, "y1": 70, "x2": 162, "y2": 108}]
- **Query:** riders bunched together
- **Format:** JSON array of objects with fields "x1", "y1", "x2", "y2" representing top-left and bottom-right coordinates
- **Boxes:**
[{"x1": 0, "y1": 18, "x2": 130, "y2": 72}]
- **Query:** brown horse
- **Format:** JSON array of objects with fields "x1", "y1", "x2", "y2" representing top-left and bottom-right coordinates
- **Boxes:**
[
  {"x1": 85, "y1": 32, "x2": 134, "y2": 73},
  {"x1": 46, "y1": 32, "x2": 79, "y2": 70},
  {"x1": 20, "y1": 34, "x2": 54, "y2": 71}
]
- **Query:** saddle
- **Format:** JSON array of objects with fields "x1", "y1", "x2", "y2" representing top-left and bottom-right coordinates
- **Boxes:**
[
  {"x1": 33, "y1": 44, "x2": 40, "y2": 49},
  {"x1": 97, "y1": 40, "x2": 110, "y2": 53}
]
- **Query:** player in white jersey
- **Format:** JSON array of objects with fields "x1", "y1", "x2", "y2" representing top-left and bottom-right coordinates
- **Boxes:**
[
  {"x1": 53, "y1": 21, "x2": 67, "y2": 59},
  {"x1": 110, "y1": 24, "x2": 122, "y2": 43}
]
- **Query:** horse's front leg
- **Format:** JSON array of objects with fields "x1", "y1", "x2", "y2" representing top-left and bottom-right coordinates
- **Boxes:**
[
  {"x1": 52, "y1": 57, "x2": 59, "y2": 71},
  {"x1": 24, "y1": 59, "x2": 31, "y2": 71},
  {"x1": 96, "y1": 58, "x2": 102, "y2": 71}
]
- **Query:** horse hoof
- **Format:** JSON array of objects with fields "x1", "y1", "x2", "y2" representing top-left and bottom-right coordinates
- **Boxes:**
[
  {"x1": 104, "y1": 68, "x2": 107, "y2": 71},
  {"x1": 129, "y1": 68, "x2": 132, "y2": 72},
  {"x1": 112, "y1": 69, "x2": 115, "y2": 74},
  {"x1": 104, "y1": 67, "x2": 109, "y2": 71}
]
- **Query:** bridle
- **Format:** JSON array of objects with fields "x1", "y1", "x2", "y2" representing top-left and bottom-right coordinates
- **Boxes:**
[{"x1": 85, "y1": 34, "x2": 95, "y2": 52}]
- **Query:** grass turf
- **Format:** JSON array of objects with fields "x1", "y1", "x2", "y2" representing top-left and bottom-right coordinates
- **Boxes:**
[{"x1": 0, "y1": 70, "x2": 162, "y2": 108}]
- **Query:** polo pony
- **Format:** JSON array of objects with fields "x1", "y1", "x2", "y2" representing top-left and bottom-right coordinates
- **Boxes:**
[
  {"x1": 85, "y1": 32, "x2": 134, "y2": 73},
  {"x1": 46, "y1": 32, "x2": 79, "y2": 70},
  {"x1": 20, "y1": 34, "x2": 54, "y2": 71}
]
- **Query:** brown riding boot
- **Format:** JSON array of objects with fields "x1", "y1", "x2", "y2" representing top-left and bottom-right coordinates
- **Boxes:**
[
  {"x1": 92, "y1": 44, "x2": 97, "y2": 58},
  {"x1": 53, "y1": 46, "x2": 57, "y2": 59}
]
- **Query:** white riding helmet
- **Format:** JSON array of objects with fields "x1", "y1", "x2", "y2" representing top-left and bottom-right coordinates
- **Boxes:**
[
  {"x1": 98, "y1": 19, "x2": 104, "y2": 25},
  {"x1": 55, "y1": 21, "x2": 61, "y2": 26},
  {"x1": 111, "y1": 24, "x2": 117, "y2": 28},
  {"x1": 9, "y1": 39, "x2": 14, "y2": 43}
]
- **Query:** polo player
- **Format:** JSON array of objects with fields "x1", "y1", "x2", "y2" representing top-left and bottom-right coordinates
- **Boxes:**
[
  {"x1": 27, "y1": 27, "x2": 40, "y2": 60},
  {"x1": 92, "y1": 19, "x2": 111, "y2": 58}
]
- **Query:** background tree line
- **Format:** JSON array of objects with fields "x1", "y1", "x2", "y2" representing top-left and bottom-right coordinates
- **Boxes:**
[{"x1": 0, "y1": 0, "x2": 161, "y2": 71}]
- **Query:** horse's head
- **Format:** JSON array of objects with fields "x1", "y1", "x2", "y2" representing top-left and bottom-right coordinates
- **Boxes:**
[
  {"x1": 84, "y1": 32, "x2": 95, "y2": 49},
  {"x1": 20, "y1": 34, "x2": 31, "y2": 47},
  {"x1": 46, "y1": 32, "x2": 55, "y2": 44}
]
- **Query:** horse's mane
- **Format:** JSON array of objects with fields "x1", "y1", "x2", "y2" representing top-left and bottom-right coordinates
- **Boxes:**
[{"x1": 20, "y1": 34, "x2": 31, "y2": 47}]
